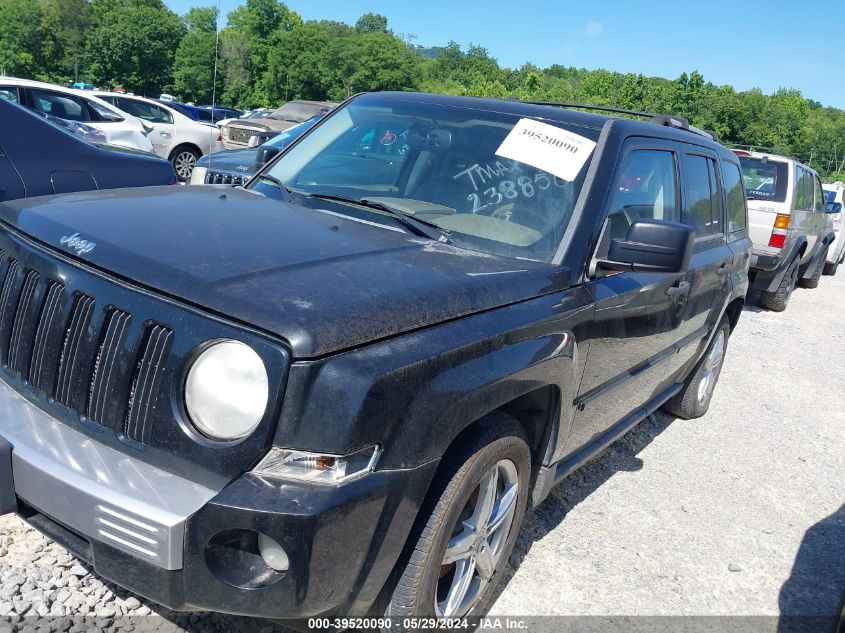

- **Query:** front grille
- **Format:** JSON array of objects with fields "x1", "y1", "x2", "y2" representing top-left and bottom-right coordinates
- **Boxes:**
[
  {"x1": 205, "y1": 171, "x2": 247, "y2": 186},
  {"x1": 124, "y1": 324, "x2": 173, "y2": 444},
  {"x1": 228, "y1": 126, "x2": 254, "y2": 144},
  {"x1": 0, "y1": 252, "x2": 172, "y2": 446},
  {"x1": 0, "y1": 231, "x2": 289, "y2": 487}
]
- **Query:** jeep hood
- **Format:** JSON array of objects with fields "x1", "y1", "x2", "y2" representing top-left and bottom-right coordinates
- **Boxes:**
[{"x1": 0, "y1": 187, "x2": 565, "y2": 358}]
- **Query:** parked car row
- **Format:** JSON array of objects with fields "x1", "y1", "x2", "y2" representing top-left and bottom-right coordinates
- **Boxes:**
[
  {"x1": 0, "y1": 96, "x2": 175, "y2": 201},
  {"x1": 90, "y1": 91, "x2": 225, "y2": 181},
  {"x1": 221, "y1": 99, "x2": 335, "y2": 149},
  {"x1": 189, "y1": 114, "x2": 324, "y2": 185},
  {"x1": 0, "y1": 91, "x2": 839, "y2": 628}
]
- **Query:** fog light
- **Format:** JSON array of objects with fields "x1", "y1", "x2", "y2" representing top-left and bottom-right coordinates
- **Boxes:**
[{"x1": 258, "y1": 533, "x2": 289, "y2": 572}]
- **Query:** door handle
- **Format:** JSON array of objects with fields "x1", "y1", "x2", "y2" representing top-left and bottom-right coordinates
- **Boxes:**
[
  {"x1": 666, "y1": 280, "x2": 690, "y2": 299},
  {"x1": 716, "y1": 265, "x2": 731, "y2": 277},
  {"x1": 160, "y1": 131, "x2": 171, "y2": 138}
]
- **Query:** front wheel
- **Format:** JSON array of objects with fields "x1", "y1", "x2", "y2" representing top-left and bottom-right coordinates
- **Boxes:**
[{"x1": 383, "y1": 414, "x2": 530, "y2": 628}]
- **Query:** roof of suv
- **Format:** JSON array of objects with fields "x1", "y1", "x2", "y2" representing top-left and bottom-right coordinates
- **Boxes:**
[
  {"x1": 361, "y1": 91, "x2": 733, "y2": 157},
  {"x1": 731, "y1": 147, "x2": 815, "y2": 173}
]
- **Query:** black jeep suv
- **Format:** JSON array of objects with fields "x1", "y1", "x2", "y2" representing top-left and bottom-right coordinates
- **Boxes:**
[{"x1": 0, "y1": 92, "x2": 750, "y2": 626}]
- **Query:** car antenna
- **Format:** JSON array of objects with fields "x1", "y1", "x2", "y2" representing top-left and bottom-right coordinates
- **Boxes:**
[{"x1": 207, "y1": 0, "x2": 222, "y2": 179}]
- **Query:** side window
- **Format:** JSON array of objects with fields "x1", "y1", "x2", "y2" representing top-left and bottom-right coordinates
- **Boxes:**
[
  {"x1": 605, "y1": 149, "x2": 679, "y2": 241},
  {"x1": 0, "y1": 87, "x2": 20, "y2": 105},
  {"x1": 722, "y1": 161, "x2": 747, "y2": 233},
  {"x1": 30, "y1": 89, "x2": 89, "y2": 122},
  {"x1": 793, "y1": 167, "x2": 806, "y2": 210},
  {"x1": 813, "y1": 175, "x2": 825, "y2": 213},
  {"x1": 683, "y1": 154, "x2": 722, "y2": 237},
  {"x1": 118, "y1": 98, "x2": 171, "y2": 124},
  {"x1": 796, "y1": 168, "x2": 815, "y2": 211}
]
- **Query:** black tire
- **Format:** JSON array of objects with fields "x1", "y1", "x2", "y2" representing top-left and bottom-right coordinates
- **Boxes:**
[
  {"x1": 662, "y1": 316, "x2": 731, "y2": 420},
  {"x1": 169, "y1": 145, "x2": 201, "y2": 182},
  {"x1": 799, "y1": 248, "x2": 826, "y2": 289},
  {"x1": 823, "y1": 261, "x2": 838, "y2": 276},
  {"x1": 760, "y1": 256, "x2": 799, "y2": 312},
  {"x1": 382, "y1": 413, "x2": 530, "y2": 630}
]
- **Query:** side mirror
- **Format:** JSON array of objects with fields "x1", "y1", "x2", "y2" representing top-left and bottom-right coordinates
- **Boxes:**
[
  {"x1": 826, "y1": 202, "x2": 842, "y2": 214},
  {"x1": 599, "y1": 220, "x2": 694, "y2": 274},
  {"x1": 256, "y1": 146, "x2": 281, "y2": 167}
]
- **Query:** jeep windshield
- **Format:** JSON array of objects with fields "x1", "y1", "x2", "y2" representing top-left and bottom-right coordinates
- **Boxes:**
[
  {"x1": 258, "y1": 95, "x2": 601, "y2": 261},
  {"x1": 739, "y1": 156, "x2": 789, "y2": 202}
]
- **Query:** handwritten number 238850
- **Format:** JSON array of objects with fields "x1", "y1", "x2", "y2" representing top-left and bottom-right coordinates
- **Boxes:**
[{"x1": 467, "y1": 174, "x2": 550, "y2": 214}]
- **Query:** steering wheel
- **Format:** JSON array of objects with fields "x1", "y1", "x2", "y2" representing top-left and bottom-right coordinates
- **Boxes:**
[{"x1": 489, "y1": 203, "x2": 550, "y2": 232}]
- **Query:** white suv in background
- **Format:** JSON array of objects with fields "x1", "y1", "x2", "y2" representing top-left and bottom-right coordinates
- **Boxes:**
[
  {"x1": 822, "y1": 181, "x2": 845, "y2": 275},
  {"x1": 93, "y1": 92, "x2": 225, "y2": 181},
  {"x1": 0, "y1": 77, "x2": 153, "y2": 152},
  {"x1": 734, "y1": 148, "x2": 835, "y2": 311}
]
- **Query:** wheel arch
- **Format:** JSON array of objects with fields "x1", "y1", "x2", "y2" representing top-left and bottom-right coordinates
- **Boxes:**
[{"x1": 167, "y1": 142, "x2": 202, "y2": 161}]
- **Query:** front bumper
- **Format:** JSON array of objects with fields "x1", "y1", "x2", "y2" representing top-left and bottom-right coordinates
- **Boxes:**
[{"x1": 0, "y1": 376, "x2": 438, "y2": 619}]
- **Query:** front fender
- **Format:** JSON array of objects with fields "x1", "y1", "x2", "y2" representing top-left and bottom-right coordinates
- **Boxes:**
[{"x1": 273, "y1": 287, "x2": 596, "y2": 471}]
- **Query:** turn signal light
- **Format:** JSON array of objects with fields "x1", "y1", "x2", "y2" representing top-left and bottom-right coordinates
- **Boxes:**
[{"x1": 774, "y1": 214, "x2": 790, "y2": 230}]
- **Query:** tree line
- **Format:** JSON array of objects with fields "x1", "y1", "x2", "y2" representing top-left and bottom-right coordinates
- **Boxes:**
[{"x1": 3, "y1": 0, "x2": 845, "y2": 180}]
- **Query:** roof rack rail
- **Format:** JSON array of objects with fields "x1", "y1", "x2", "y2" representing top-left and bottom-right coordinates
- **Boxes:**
[
  {"x1": 730, "y1": 144, "x2": 777, "y2": 154},
  {"x1": 521, "y1": 101, "x2": 718, "y2": 142}
]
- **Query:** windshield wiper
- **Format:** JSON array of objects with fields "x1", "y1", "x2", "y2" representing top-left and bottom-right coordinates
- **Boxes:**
[{"x1": 304, "y1": 193, "x2": 452, "y2": 243}]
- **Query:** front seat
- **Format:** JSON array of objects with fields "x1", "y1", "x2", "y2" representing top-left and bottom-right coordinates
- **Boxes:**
[{"x1": 50, "y1": 101, "x2": 68, "y2": 119}]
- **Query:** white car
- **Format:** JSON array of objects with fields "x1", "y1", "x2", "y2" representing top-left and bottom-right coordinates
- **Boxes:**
[
  {"x1": 0, "y1": 77, "x2": 153, "y2": 152},
  {"x1": 822, "y1": 182, "x2": 845, "y2": 275},
  {"x1": 92, "y1": 92, "x2": 226, "y2": 182}
]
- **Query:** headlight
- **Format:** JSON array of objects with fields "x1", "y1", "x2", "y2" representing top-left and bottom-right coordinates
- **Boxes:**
[
  {"x1": 185, "y1": 340, "x2": 268, "y2": 440},
  {"x1": 189, "y1": 166, "x2": 208, "y2": 185},
  {"x1": 253, "y1": 445, "x2": 381, "y2": 484}
]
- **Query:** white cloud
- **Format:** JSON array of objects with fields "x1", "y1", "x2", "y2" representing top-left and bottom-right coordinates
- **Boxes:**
[{"x1": 585, "y1": 21, "x2": 604, "y2": 37}]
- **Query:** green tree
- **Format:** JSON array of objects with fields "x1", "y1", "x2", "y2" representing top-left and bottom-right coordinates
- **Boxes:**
[
  {"x1": 265, "y1": 21, "x2": 332, "y2": 101},
  {"x1": 0, "y1": 0, "x2": 41, "y2": 77},
  {"x1": 86, "y1": 1, "x2": 185, "y2": 94},
  {"x1": 173, "y1": 6, "x2": 222, "y2": 103},
  {"x1": 354, "y1": 12, "x2": 388, "y2": 34},
  {"x1": 326, "y1": 32, "x2": 420, "y2": 100},
  {"x1": 224, "y1": 0, "x2": 301, "y2": 106}
]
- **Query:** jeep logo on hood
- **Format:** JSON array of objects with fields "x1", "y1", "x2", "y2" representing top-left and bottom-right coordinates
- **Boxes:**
[{"x1": 59, "y1": 232, "x2": 96, "y2": 255}]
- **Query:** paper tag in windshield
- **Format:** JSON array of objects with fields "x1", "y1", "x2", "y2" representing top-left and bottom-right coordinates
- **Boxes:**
[{"x1": 495, "y1": 118, "x2": 596, "y2": 182}]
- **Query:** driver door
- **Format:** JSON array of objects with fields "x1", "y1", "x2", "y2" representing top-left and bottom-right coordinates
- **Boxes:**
[{"x1": 566, "y1": 140, "x2": 692, "y2": 455}]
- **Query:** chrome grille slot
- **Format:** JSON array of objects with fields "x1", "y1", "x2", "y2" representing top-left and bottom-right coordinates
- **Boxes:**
[
  {"x1": 8, "y1": 269, "x2": 39, "y2": 375},
  {"x1": 54, "y1": 293, "x2": 95, "y2": 407},
  {"x1": 124, "y1": 324, "x2": 173, "y2": 444},
  {"x1": 28, "y1": 281, "x2": 65, "y2": 391},
  {"x1": 87, "y1": 309, "x2": 132, "y2": 426},
  {"x1": 0, "y1": 258, "x2": 22, "y2": 362}
]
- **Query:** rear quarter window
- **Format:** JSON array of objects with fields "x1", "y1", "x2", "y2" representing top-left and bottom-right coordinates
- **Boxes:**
[{"x1": 722, "y1": 161, "x2": 747, "y2": 233}]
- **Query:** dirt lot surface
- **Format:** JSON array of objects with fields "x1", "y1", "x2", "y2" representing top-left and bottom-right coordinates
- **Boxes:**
[{"x1": 1, "y1": 271, "x2": 843, "y2": 632}]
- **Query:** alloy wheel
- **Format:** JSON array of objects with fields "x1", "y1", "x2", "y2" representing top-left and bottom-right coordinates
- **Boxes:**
[
  {"x1": 173, "y1": 151, "x2": 197, "y2": 180},
  {"x1": 435, "y1": 459, "x2": 519, "y2": 618},
  {"x1": 697, "y1": 329, "x2": 725, "y2": 405}
]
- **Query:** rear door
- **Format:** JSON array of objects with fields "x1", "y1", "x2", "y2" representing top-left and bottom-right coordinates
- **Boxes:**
[
  {"x1": 568, "y1": 141, "x2": 691, "y2": 454},
  {"x1": 114, "y1": 97, "x2": 174, "y2": 158},
  {"x1": 722, "y1": 158, "x2": 753, "y2": 272},
  {"x1": 674, "y1": 148, "x2": 735, "y2": 367}
]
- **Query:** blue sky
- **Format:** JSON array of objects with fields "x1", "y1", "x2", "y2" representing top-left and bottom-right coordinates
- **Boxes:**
[{"x1": 164, "y1": 0, "x2": 844, "y2": 108}]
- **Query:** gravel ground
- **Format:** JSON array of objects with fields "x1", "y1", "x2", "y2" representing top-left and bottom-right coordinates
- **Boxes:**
[{"x1": 1, "y1": 271, "x2": 843, "y2": 631}]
